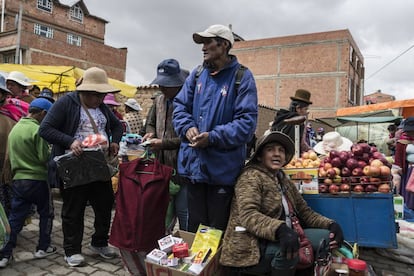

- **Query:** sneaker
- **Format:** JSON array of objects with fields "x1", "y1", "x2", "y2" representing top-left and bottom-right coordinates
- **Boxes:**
[
  {"x1": 34, "y1": 246, "x2": 57, "y2": 258},
  {"x1": 89, "y1": 245, "x2": 117, "y2": 259},
  {"x1": 0, "y1": 256, "x2": 12, "y2": 268},
  {"x1": 64, "y1": 254, "x2": 85, "y2": 267}
]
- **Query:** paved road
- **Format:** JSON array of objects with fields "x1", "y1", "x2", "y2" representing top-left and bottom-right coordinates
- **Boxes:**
[{"x1": 2, "y1": 191, "x2": 414, "y2": 275}]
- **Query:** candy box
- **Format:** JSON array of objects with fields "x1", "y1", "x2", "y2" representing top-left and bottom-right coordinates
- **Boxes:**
[{"x1": 145, "y1": 230, "x2": 222, "y2": 276}]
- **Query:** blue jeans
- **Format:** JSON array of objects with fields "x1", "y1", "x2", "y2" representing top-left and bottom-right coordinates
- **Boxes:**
[
  {"x1": 0, "y1": 179, "x2": 54, "y2": 257},
  {"x1": 175, "y1": 182, "x2": 188, "y2": 231}
]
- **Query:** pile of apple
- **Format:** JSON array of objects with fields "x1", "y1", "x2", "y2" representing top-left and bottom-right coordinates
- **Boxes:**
[
  {"x1": 285, "y1": 150, "x2": 321, "y2": 169},
  {"x1": 318, "y1": 143, "x2": 392, "y2": 194}
]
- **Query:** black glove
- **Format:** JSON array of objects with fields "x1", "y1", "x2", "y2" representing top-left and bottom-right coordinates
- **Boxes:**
[
  {"x1": 328, "y1": 222, "x2": 344, "y2": 248},
  {"x1": 276, "y1": 224, "x2": 299, "y2": 259}
]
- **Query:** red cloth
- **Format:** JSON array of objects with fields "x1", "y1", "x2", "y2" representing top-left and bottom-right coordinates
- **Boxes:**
[
  {"x1": 109, "y1": 157, "x2": 172, "y2": 252},
  {"x1": 0, "y1": 98, "x2": 29, "y2": 121}
]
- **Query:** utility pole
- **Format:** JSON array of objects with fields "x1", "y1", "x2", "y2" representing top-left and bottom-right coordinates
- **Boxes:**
[{"x1": 15, "y1": 2, "x2": 23, "y2": 64}]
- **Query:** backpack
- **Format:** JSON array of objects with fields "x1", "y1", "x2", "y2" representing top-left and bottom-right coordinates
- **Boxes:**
[
  {"x1": 194, "y1": 64, "x2": 247, "y2": 94},
  {"x1": 0, "y1": 202, "x2": 10, "y2": 250}
]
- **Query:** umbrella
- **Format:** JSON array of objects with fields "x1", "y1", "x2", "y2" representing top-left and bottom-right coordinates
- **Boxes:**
[{"x1": 0, "y1": 64, "x2": 137, "y2": 98}]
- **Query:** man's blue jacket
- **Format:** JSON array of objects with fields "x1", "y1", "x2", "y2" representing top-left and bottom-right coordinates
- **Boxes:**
[{"x1": 173, "y1": 56, "x2": 258, "y2": 186}]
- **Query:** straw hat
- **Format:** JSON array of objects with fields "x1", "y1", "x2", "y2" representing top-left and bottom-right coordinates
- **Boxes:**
[
  {"x1": 76, "y1": 67, "x2": 120, "y2": 93},
  {"x1": 313, "y1": 131, "x2": 353, "y2": 155}
]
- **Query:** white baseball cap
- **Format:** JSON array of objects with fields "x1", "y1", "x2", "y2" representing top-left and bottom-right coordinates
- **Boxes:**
[{"x1": 193, "y1": 24, "x2": 234, "y2": 46}]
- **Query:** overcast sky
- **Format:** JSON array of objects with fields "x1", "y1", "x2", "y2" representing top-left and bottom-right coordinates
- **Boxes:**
[{"x1": 84, "y1": 0, "x2": 414, "y2": 100}]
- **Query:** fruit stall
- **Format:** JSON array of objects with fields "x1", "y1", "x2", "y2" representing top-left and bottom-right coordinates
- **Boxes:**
[{"x1": 284, "y1": 144, "x2": 398, "y2": 248}]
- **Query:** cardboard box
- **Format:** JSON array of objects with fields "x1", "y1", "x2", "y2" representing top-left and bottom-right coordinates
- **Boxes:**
[
  {"x1": 145, "y1": 230, "x2": 223, "y2": 276},
  {"x1": 283, "y1": 168, "x2": 319, "y2": 194}
]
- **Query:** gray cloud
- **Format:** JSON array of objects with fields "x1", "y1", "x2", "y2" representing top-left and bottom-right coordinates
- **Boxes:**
[{"x1": 85, "y1": 0, "x2": 414, "y2": 100}]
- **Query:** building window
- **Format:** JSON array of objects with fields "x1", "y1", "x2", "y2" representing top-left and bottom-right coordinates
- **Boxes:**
[
  {"x1": 2, "y1": 52, "x2": 16, "y2": 63},
  {"x1": 34, "y1": 23, "x2": 54, "y2": 39},
  {"x1": 70, "y1": 4, "x2": 84, "y2": 23},
  {"x1": 67, "y1": 34, "x2": 82, "y2": 46},
  {"x1": 37, "y1": 0, "x2": 52, "y2": 12}
]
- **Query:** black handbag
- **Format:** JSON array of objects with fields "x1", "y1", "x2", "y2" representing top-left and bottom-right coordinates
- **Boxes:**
[{"x1": 54, "y1": 148, "x2": 111, "y2": 189}]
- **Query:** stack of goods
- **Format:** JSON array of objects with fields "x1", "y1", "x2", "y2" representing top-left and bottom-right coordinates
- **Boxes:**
[
  {"x1": 317, "y1": 143, "x2": 392, "y2": 194},
  {"x1": 283, "y1": 150, "x2": 322, "y2": 194},
  {"x1": 118, "y1": 133, "x2": 145, "y2": 161},
  {"x1": 145, "y1": 224, "x2": 222, "y2": 275}
]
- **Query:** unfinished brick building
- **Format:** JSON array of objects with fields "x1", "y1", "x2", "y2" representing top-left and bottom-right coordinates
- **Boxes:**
[{"x1": 232, "y1": 29, "x2": 364, "y2": 134}]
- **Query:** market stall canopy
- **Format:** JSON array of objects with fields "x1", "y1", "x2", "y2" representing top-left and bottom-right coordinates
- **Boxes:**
[
  {"x1": 0, "y1": 64, "x2": 137, "y2": 98},
  {"x1": 316, "y1": 110, "x2": 402, "y2": 128}
]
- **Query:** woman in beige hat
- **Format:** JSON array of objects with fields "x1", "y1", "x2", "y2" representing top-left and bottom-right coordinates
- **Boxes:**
[
  {"x1": 123, "y1": 98, "x2": 144, "y2": 134},
  {"x1": 39, "y1": 67, "x2": 123, "y2": 267}
]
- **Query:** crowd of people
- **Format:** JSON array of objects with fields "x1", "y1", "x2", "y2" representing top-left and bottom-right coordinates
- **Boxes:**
[{"x1": 3, "y1": 22, "x2": 414, "y2": 276}]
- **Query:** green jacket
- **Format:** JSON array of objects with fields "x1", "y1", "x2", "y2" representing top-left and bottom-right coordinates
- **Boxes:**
[
  {"x1": 220, "y1": 163, "x2": 333, "y2": 267},
  {"x1": 8, "y1": 117, "x2": 50, "y2": 181}
]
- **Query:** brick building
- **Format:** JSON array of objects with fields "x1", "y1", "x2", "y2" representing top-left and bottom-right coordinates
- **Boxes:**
[
  {"x1": 363, "y1": 89, "x2": 396, "y2": 104},
  {"x1": 0, "y1": 0, "x2": 127, "y2": 82},
  {"x1": 232, "y1": 29, "x2": 364, "y2": 129}
]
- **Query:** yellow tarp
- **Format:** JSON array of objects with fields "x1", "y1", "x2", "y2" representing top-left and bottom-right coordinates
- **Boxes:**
[{"x1": 0, "y1": 64, "x2": 137, "y2": 98}]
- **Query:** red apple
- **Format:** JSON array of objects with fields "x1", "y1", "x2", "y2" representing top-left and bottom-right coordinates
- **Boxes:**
[
  {"x1": 365, "y1": 184, "x2": 378, "y2": 193},
  {"x1": 329, "y1": 150, "x2": 340, "y2": 159},
  {"x1": 370, "y1": 146, "x2": 378, "y2": 153},
  {"x1": 372, "y1": 151, "x2": 384, "y2": 160},
  {"x1": 369, "y1": 177, "x2": 382, "y2": 184},
  {"x1": 341, "y1": 167, "x2": 352, "y2": 177},
  {"x1": 326, "y1": 168, "x2": 337, "y2": 178},
  {"x1": 319, "y1": 184, "x2": 328, "y2": 193},
  {"x1": 352, "y1": 167, "x2": 363, "y2": 176},
  {"x1": 346, "y1": 158, "x2": 359, "y2": 170},
  {"x1": 331, "y1": 157, "x2": 343, "y2": 168},
  {"x1": 357, "y1": 160, "x2": 367, "y2": 169},
  {"x1": 340, "y1": 183, "x2": 351, "y2": 192},
  {"x1": 329, "y1": 184, "x2": 340, "y2": 194},
  {"x1": 378, "y1": 183, "x2": 391, "y2": 193},
  {"x1": 360, "y1": 153, "x2": 371, "y2": 163},
  {"x1": 353, "y1": 184, "x2": 364, "y2": 193},
  {"x1": 339, "y1": 151, "x2": 349, "y2": 164}
]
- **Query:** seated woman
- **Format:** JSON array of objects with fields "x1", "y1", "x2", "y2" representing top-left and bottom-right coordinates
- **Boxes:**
[{"x1": 220, "y1": 131, "x2": 343, "y2": 275}]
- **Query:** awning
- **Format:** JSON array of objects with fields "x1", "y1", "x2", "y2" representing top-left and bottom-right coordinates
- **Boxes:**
[
  {"x1": 0, "y1": 64, "x2": 137, "y2": 98},
  {"x1": 316, "y1": 110, "x2": 402, "y2": 128}
]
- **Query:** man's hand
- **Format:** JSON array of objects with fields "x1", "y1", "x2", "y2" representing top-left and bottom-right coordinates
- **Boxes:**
[
  {"x1": 143, "y1": 133, "x2": 154, "y2": 141},
  {"x1": 328, "y1": 222, "x2": 344, "y2": 249},
  {"x1": 186, "y1": 127, "x2": 199, "y2": 143},
  {"x1": 149, "y1": 138, "x2": 163, "y2": 150},
  {"x1": 189, "y1": 132, "x2": 209, "y2": 148}
]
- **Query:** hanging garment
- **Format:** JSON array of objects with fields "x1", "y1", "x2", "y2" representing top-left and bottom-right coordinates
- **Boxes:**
[{"x1": 109, "y1": 157, "x2": 172, "y2": 252}]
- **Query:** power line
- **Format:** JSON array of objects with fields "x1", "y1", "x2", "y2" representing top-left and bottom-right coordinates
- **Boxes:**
[{"x1": 367, "y1": 44, "x2": 414, "y2": 79}]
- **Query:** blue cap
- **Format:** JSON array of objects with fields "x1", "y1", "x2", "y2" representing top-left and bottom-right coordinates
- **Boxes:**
[
  {"x1": 150, "y1": 59, "x2": 188, "y2": 87},
  {"x1": 29, "y1": 98, "x2": 53, "y2": 112}
]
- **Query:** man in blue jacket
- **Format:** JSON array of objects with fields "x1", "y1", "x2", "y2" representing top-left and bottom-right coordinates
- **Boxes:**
[{"x1": 173, "y1": 24, "x2": 258, "y2": 233}]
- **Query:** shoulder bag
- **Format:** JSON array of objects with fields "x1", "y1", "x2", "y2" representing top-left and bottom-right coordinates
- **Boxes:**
[{"x1": 286, "y1": 197, "x2": 314, "y2": 269}]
